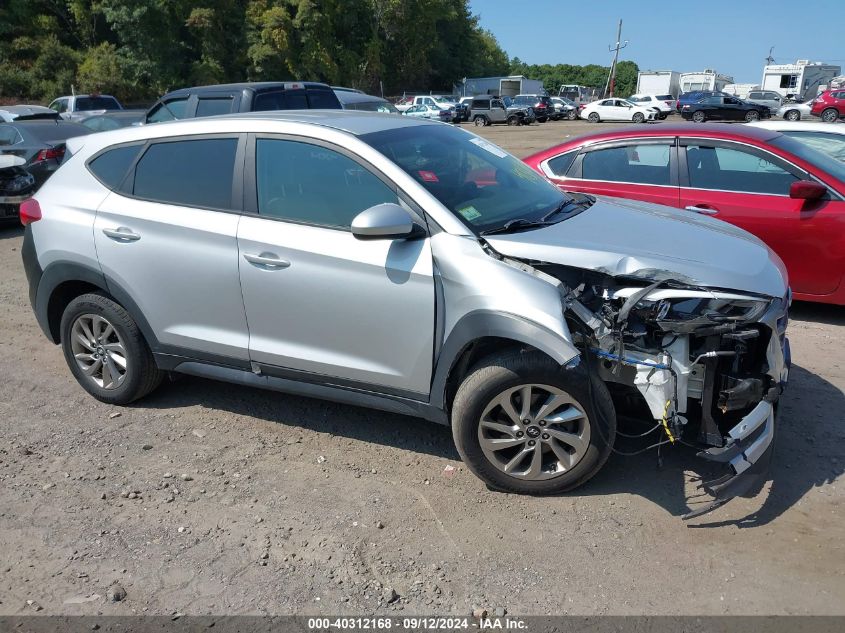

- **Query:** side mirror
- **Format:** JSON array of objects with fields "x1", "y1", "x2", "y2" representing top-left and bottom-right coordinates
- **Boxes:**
[
  {"x1": 789, "y1": 180, "x2": 827, "y2": 201},
  {"x1": 351, "y1": 203, "x2": 423, "y2": 241}
]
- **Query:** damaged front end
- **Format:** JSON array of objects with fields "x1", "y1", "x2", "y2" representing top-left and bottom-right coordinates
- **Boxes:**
[{"x1": 503, "y1": 254, "x2": 790, "y2": 518}]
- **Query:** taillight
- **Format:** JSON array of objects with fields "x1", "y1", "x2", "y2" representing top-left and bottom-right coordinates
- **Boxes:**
[
  {"x1": 20, "y1": 198, "x2": 42, "y2": 226},
  {"x1": 34, "y1": 147, "x2": 64, "y2": 162}
]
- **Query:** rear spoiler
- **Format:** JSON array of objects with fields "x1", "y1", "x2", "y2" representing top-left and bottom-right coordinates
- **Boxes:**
[{"x1": 63, "y1": 136, "x2": 89, "y2": 162}]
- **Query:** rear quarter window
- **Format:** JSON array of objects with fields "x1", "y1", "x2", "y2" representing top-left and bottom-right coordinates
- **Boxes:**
[{"x1": 87, "y1": 144, "x2": 143, "y2": 189}]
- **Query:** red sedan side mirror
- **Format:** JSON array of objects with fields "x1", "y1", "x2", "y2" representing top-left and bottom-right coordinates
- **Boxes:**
[{"x1": 790, "y1": 180, "x2": 827, "y2": 200}]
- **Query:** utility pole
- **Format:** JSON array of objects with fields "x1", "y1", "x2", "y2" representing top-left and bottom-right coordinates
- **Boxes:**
[
  {"x1": 604, "y1": 19, "x2": 628, "y2": 98},
  {"x1": 765, "y1": 46, "x2": 775, "y2": 66}
]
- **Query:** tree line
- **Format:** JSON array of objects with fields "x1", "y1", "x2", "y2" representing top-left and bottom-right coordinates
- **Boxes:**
[{"x1": 0, "y1": 0, "x2": 638, "y2": 105}]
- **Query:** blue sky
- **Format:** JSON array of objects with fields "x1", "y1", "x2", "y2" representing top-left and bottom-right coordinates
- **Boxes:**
[{"x1": 469, "y1": 0, "x2": 845, "y2": 83}]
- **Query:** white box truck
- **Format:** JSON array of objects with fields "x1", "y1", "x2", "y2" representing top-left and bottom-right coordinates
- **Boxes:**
[
  {"x1": 760, "y1": 60, "x2": 841, "y2": 101},
  {"x1": 636, "y1": 71, "x2": 681, "y2": 98}
]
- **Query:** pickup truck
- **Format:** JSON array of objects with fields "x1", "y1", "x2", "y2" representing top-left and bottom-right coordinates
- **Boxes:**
[
  {"x1": 47, "y1": 95, "x2": 123, "y2": 122},
  {"x1": 395, "y1": 95, "x2": 457, "y2": 115}
]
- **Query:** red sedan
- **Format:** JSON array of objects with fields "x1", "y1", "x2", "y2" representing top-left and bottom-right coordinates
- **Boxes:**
[{"x1": 523, "y1": 123, "x2": 845, "y2": 305}]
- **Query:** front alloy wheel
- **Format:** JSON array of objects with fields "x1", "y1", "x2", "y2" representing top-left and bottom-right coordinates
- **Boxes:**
[
  {"x1": 478, "y1": 384, "x2": 591, "y2": 480},
  {"x1": 71, "y1": 314, "x2": 128, "y2": 390}
]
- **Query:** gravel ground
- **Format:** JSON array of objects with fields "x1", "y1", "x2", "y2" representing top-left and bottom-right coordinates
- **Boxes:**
[{"x1": 0, "y1": 119, "x2": 843, "y2": 617}]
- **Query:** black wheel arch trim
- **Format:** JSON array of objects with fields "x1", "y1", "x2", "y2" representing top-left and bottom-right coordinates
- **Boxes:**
[{"x1": 429, "y1": 310, "x2": 580, "y2": 412}]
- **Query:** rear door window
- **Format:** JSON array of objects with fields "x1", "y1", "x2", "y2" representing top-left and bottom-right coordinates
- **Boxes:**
[
  {"x1": 582, "y1": 143, "x2": 673, "y2": 185},
  {"x1": 195, "y1": 97, "x2": 234, "y2": 117},
  {"x1": 132, "y1": 138, "x2": 239, "y2": 209},
  {"x1": 88, "y1": 143, "x2": 143, "y2": 189},
  {"x1": 546, "y1": 150, "x2": 578, "y2": 177},
  {"x1": 0, "y1": 126, "x2": 23, "y2": 146}
]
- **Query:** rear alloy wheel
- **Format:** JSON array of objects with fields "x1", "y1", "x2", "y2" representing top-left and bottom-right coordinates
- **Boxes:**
[
  {"x1": 692, "y1": 110, "x2": 706, "y2": 123},
  {"x1": 632, "y1": 112, "x2": 645, "y2": 123},
  {"x1": 473, "y1": 115, "x2": 487, "y2": 127},
  {"x1": 745, "y1": 110, "x2": 761, "y2": 122},
  {"x1": 821, "y1": 108, "x2": 839, "y2": 123},
  {"x1": 61, "y1": 293, "x2": 163, "y2": 404},
  {"x1": 784, "y1": 109, "x2": 801, "y2": 121},
  {"x1": 451, "y1": 351, "x2": 616, "y2": 495},
  {"x1": 587, "y1": 112, "x2": 600, "y2": 123}
]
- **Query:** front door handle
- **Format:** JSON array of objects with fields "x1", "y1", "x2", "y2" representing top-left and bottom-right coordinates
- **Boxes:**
[
  {"x1": 685, "y1": 205, "x2": 719, "y2": 216},
  {"x1": 102, "y1": 227, "x2": 141, "y2": 241},
  {"x1": 243, "y1": 252, "x2": 291, "y2": 269}
]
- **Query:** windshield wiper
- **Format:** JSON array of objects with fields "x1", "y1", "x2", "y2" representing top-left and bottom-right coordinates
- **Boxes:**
[
  {"x1": 480, "y1": 218, "x2": 555, "y2": 236},
  {"x1": 540, "y1": 196, "x2": 595, "y2": 222}
]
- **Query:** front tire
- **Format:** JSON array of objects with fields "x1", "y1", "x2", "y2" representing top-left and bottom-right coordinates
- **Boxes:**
[
  {"x1": 60, "y1": 293, "x2": 163, "y2": 405},
  {"x1": 507, "y1": 115, "x2": 520, "y2": 126},
  {"x1": 451, "y1": 351, "x2": 616, "y2": 495},
  {"x1": 821, "y1": 108, "x2": 839, "y2": 123},
  {"x1": 784, "y1": 109, "x2": 801, "y2": 121},
  {"x1": 567, "y1": 109, "x2": 577, "y2": 120},
  {"x1": 632, "y1": 112, "x2": 645, "y2": 123}
]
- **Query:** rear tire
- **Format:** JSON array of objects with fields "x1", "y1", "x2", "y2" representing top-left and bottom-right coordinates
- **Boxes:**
[
  {"x1": 821, "y1": 108, "x2": 839, "y2": 123},
  {"x1": 692, "y1": 110, "x2": 706, "y2": 123},
  {"x1": 473, "y1": 115, "x2": 487, "y2": 127},
  {"x1": 587, "y1": 112, "x2": 600, "y2": 123},
  {"x1": 60, "y1": 293, "x2": 163, "y2": 405},
  {"x1": 745, "y1": 110, "x2": 761, "y2": 122},
  {"x1": 451, "y1": 350, "x2": 616, "y2": 495}
]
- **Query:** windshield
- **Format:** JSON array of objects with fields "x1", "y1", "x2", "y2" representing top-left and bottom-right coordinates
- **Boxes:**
[
  {"x1": 433, "y1": 96, "x2": 453, "y2": 104},
  {"x1": 778, "y1": 131, "x2": 845, "y2": 163},
  {"x1": 768, "y1": 134, "x2": 845, "y2": 183},
  {"x1": 360, "y1": 125, "x2": 573, "y2": 234}
]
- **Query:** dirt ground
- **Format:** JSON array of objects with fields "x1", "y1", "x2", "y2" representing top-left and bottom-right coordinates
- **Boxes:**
[{"x1": 0, "y1": 119, "x2": 843, "y2": 617}]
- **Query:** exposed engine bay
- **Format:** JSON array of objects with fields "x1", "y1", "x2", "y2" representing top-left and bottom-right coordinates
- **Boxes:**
[{"x1": 493, "y1": 249, "x2": 791, "y2": 519}]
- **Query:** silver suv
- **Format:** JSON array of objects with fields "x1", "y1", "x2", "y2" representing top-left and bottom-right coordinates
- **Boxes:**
[{"x1": 21, "y1": 112, "x2": 789, "y2": 516}]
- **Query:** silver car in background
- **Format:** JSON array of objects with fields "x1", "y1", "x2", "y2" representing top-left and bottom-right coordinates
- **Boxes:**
[{"x1": 21, "y1": 112, "x2": 789, "y2": 518}]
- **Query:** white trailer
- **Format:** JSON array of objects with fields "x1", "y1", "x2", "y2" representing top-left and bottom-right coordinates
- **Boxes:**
[
  {"x1": 760, "y1": 60, "x2": 841, "y2": 101},
  {"x1": 679, "y1": 70, "x2": 734, "y2": 93},
  {"x1": 456, "y1": 75, "x2": 545, "y2": 98},
  {"x1": 636, "y1": 71, "x2": 681, "y2": 98}
]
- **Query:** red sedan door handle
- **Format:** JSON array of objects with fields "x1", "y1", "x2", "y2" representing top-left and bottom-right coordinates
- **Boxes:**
[{"x1": 685, "y1": 205, "x2": 719, "y2": 216}]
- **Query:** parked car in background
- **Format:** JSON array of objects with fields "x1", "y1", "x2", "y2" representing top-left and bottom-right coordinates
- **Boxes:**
[
  {"x1": 454, "y1": 97, "x2": 473, "y2": 123},
  {"x1": 681, "y1": 95, "x2": 770, "y2": 122},
  {"x1": 468, "y1": 95, "x2": 533, "y2": 126},
  {"x1": 580, "y1": 99, "x2": 657, "y2": 123},
  {"x1": 676, "y1": 90, "x2": 727, "y2": 112},
  {"x1": 748, "y1": 120, "x2": 845, "y2": 162},
  {"x1": 0, "y1": 155, "x2": 36, "y2": 222},
  {"x1": 627, "y1": 94, "x2": 674, "y2": 119},
  {"x1": 80, "y1": 110, "x2": 146, "y2": 132},
  {"x1": 145, "y1": 82, "x2": 341, "y2": 124},
  {"x1": 20, "y1": 111, "x2": 789, "y2": 516},
  {"x1": 810, "y1": 88, "x2": 845, "y2": 122},
  {"x1": 512, "y1": 95, "x2": 554, "y2": 122},
  {"x1": 0, "y1": 105, "x2": 60, "y2": 122},
  {"x1": 745, "y1": 90, "x2": 783, "y2": 111},
  {"x1": 334, "y1": 90, "x2": 399, "y2": 114},
  {"x1": 523, "y1": 123, "x2": 845, "y2": 304},
  {"x1": 775, "y1": 101, "x2": 812, "y2": 121},
  {"x1": 0, "y1": 120, "x2": 91, "y2": 189},
  {"x1": 502, "y1": 96, "x2": 537, "y2": 124},
  {"x1": 402, "y1": 104, "x2": 451, "y2": 122},
  {"x1": 394, "y1": 95, "x2": 456, "y2": 113},
  {"x1": 48, "y1": 94, "x2": 123, "y2": 121},
  {"x1": 550, "y1": 97, "x2": 578, "y2": 120}
]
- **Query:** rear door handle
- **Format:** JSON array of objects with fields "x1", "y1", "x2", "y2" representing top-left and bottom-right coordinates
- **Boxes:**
[
  {"x1": 102, "y1": 227, "x2": 141, "y2": 241},
  {"x1": 685, "y1": 205, "x2": 719, "y2": 216},
  {"x1": 243, "y1": 252, "x2": 291, "y2": 269}
]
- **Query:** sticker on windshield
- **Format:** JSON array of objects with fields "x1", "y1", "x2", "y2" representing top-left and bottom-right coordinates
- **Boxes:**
[
  {"x1": 469, "y1": 138, "x2": 508, "y2": 158},
  {"x1": 458, "y1": 205, "x2": 482, "y2": 221}
]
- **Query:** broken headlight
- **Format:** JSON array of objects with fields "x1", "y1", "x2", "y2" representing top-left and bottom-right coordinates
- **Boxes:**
[{"x1": 649, "y1": 297, "x2": 769, "y2": 332}]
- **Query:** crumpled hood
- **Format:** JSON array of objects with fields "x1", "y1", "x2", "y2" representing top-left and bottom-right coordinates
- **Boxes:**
[{"x1": 485, "y1": 196, "x2": 788, "y2": 298}]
